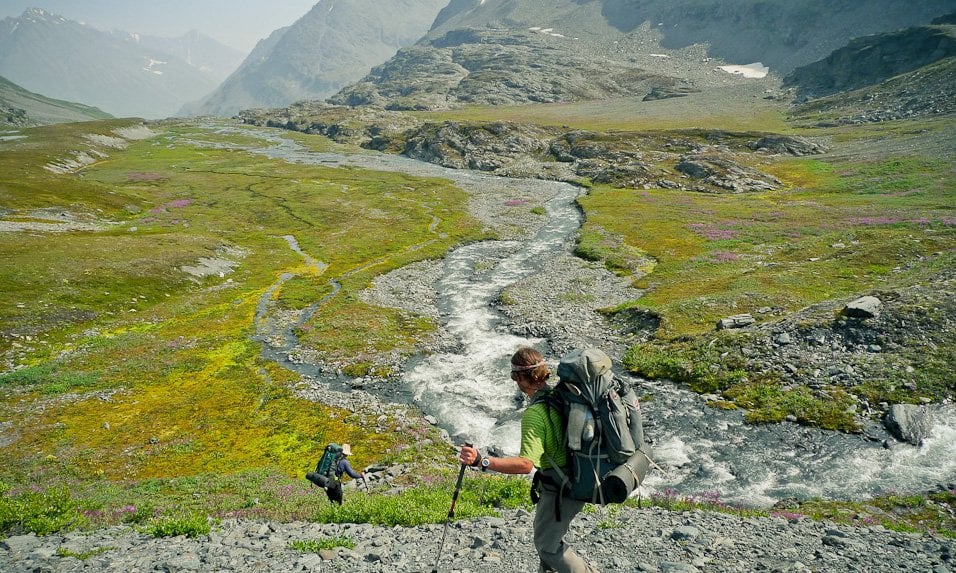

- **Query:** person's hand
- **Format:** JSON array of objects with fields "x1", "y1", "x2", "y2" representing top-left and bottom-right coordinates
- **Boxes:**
[{"x1": 458, "y1": 444, "x2": 480, "y2": 467}]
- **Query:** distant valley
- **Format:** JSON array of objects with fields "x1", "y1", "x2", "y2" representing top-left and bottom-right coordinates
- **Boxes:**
[{"x1": 0, "y1": 8, "x2": 243, "y2": 119}]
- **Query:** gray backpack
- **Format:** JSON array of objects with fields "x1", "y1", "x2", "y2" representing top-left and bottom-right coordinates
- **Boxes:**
[{"x1": 536, "y1": 347, "x2": 654, "y2": 504}]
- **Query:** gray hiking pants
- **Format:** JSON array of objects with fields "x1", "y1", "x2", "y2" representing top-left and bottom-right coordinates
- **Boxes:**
[{"x1": 533, "y1": 470, "x2": 601, "y2": 573}]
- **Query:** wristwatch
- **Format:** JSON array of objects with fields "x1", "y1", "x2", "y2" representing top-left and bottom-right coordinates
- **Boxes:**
[{"x1": 481, "y1": 457, "x2": 491, "y2": 472}]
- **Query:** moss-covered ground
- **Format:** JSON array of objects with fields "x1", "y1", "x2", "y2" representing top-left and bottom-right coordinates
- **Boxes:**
[{"x1": 0, "y1": 119, "x2": 486, "y2": 518}]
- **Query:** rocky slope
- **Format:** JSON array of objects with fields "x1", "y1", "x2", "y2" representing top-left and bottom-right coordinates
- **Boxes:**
[
  {"x1": 784, "y1": 22, "x2": 956, "y2": 101},
  {"x1": 328, "y1": 0, "x2": 955, "y2": 111},
  {"x1": 1, "y1": 504, "x2": 952, "y2": 572},
  {"x1": 784, "y1": 18, "x2": 956, "y2": 127}
]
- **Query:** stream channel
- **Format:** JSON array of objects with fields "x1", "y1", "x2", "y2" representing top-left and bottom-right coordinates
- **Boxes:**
[{"x1": 210, "y1": 125, "x2": 955, "y2": 508}]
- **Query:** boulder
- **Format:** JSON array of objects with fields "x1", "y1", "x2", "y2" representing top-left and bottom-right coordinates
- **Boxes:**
[
  {"x1": 716, "y1": 314, "x2": 756, "y2": 330},
  {"x1": 747, "y1": 135, "x2": 828, "y2": 155},
  {"x1": 883, "y1": 404, "x2": 934, "y2": 446},
  {"x1": 843, "y1": 296, "x2": 882, "y2": 318}
]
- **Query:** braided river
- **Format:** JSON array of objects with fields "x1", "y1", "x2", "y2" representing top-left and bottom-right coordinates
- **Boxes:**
[{"x1": 217, "y1": 125, "x2": 955, "y2": 507}]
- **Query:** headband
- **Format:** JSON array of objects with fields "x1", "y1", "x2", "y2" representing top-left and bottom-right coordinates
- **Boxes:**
[{"x1": 511, "y1": 360, "x2": 545, "y2": 373}]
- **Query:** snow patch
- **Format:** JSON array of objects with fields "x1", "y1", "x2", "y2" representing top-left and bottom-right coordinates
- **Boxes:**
[
  {"x1": 143, "y1": 58, "x2": 167, "y2": 75},
  {"x1": 528, "y1": 26, "x2": 565, "y2": 38},
  {"x1": 718, "y1": 62, "x2": 769, "y2": 79}
]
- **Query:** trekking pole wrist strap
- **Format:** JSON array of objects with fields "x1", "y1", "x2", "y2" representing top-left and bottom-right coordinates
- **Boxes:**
[{"x1": 471, "y1": 453, "x2": 483, "y2": 467}]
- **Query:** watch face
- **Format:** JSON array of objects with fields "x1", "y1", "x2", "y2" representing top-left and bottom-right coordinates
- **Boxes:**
[{"x1": 481, "y1": 458, "x2": 491, "y2": 467}]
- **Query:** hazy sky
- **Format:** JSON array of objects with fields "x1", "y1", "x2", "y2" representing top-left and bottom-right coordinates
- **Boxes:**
[{"x1": 0, "y1": 0, "x2": 319, "y2": 52}]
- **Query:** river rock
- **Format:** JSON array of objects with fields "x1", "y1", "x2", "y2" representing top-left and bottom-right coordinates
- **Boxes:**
[{"x1": 883, "y1": 404, "x2": 935, "y2": 446}]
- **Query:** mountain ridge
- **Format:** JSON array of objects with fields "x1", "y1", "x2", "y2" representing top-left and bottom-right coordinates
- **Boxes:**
[
  {"x1": 0, "y1": 73, "x2": 112, "y2": 126},
  {"x1": 181, "y1": 0, "x2": 449, "y2": 117},
  {"x1": 329, "y1": 0, "x2": 956, "y2": 111},
  {"x1": 0, "y1": 8, "x2": 238, "y2": 118}
]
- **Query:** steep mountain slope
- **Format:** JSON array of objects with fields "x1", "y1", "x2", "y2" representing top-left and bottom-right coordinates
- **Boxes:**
[
  {"x1": 331, "y1": 0, "x2": 956, "y2": 111},
  {"x1": 0, "y1": 8, "x2": 228, "y2": 119},
  {"x1": 0, "y1": 74, "x2": 112, "y2": 126},
  {"x1": 789, "y1": 53, "x2": 956, "y2": 127},
  {"x1": 182, "y1": 0, "x2": 448, "y2": 117},
  {"x1": 784, "y1": 23, "x2": 956, "y2": 100}
]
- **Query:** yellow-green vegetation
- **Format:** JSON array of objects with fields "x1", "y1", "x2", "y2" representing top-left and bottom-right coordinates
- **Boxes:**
[
  {"x1": 144, "y1": 513, "x2": 213, "y2": 538},
  {"x1": 583, "y1": 148, "x2": 954, "y2": 337},
  {"x1": 621, "y1": 335, "x2": 861, "y2": 432},
  {"x1": 289, "y1": 536, "x2": 356, "y2": 552},
  {"x1": 0, "y1": 119, "x2": 487, "y2": 516},
  {"x1": 55, "y1": 546, "x2": 113, "y2": 560}
]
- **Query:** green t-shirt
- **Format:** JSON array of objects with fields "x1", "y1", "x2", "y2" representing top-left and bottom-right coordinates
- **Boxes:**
[{"x1": 519, "y1": 397, "x2": 567, "y2": 470}]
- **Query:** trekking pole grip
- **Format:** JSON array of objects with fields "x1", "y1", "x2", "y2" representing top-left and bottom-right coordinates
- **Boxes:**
[{"x1": 448, "y1": 442, "x2": 472, "y2": 517}]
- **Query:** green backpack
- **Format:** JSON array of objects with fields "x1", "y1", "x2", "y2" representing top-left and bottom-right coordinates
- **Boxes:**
[
  {"x1": 305, "y1": 443, "x2": 344, "y2": 489},
  {"x1": 535, "y1": 347, "x2": 654, "y2": 504}
]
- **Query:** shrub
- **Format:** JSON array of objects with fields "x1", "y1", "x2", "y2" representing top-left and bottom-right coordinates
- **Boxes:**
[{"x1": 0, "y1": 482, "x2": 83, "y2": 536}]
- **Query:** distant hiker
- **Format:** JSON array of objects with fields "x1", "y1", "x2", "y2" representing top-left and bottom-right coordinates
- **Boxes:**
[
  {"x1": 459, "y1": 347, "x2": 600, "y2": 573},
  {"x1": 306, "y1": 442, "x2": 364, "y2": 505},
  {"x1": 326, "y1": 443, "x2": 364, "y2": 505}
]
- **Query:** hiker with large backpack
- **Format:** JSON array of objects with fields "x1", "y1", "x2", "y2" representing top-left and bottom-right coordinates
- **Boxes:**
[
  {"x1": 459, "y1": 346, "x2": 653, "y2": 573},
  {"x1": 458, "y1": 346, "x2": 598, "y2": 573},
  {"x1": 306, "y1": 442, "x2": 364, "y2": 505}
]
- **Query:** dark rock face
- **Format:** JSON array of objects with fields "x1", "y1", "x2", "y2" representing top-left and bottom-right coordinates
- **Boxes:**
[
  {"x1": 843, "y1": 296, "x2": 882, "y2": 319},
  {"x1": 675, "y1": 155, "x2": 782, "y2": 193},
  {"x1": 784, "y1": 25, "x2": 956, "y2": 100},
  {"x1": 402, "y1": 121, "x2": 552, "y2": 171},
  {"x1": 598, "y1": 0, "x2": 956, "y2": 76}
]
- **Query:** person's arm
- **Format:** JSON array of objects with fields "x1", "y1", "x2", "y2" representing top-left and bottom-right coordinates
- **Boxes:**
[
  {"x1": 458, "y1": 444, "x2": 534, "y2": 475},
  {"x1": 339, "y1": 458, "x2": 363, "y2": 479}
]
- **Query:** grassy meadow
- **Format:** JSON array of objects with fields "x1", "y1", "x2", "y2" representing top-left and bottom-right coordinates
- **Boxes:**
[
  {"x1": 1, "y1": 86, "x2": 954, "y2": 539},
  {"x1": 0, "y1": 118, "x2": 489, "y2": 531}
]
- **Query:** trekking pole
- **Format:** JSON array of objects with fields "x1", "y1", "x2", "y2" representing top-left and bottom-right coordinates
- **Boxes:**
[{"x1": 431, "y1": 442, "x2": 471, "y2": 573}]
